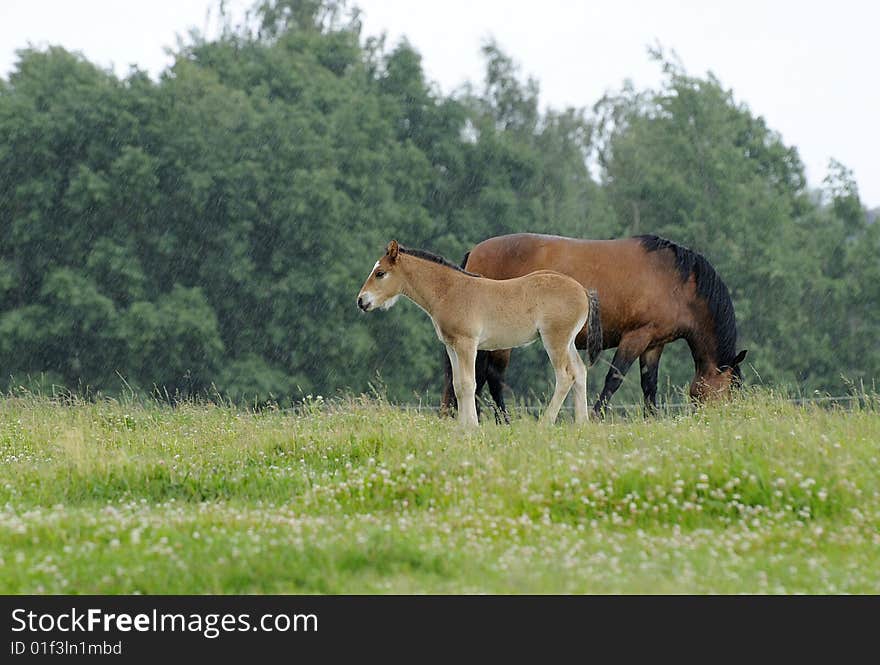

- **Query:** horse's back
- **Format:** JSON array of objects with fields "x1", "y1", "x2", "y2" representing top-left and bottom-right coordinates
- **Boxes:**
[
  {"x1": 464, "y1": 268, "x2": 589, "y2": 351},
  {"x1": 474, "y1": 268, "x2": 587, "y2": 309},
  {"x1": 486, "y1": 269, "x2": 588, "y2": 309},
  {"x1": 465, "y1": 234, "x2": 691, "y2": 344},
  {"x1": 468, "y1": 234, "x2": 648, "y2": 281}
]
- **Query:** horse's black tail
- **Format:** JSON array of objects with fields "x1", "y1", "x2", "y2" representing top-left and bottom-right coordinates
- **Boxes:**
[
  {"x1": 585, "y1": 288, "x2": 603, "y2": 366},
  {"x1": 459, "y1": 251, "x2": 471, "y2": 269}
]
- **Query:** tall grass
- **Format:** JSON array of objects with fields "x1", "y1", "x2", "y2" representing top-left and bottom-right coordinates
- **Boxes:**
[{"x1": 0, "y1": 391, "x2": 877, "y2": 593}]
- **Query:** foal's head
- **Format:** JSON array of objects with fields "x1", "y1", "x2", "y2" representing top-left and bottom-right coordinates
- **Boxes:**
[
  {"x1": 689, "y1": 349, "x2": 748, "y2": 401},
  {"x1": 357, "y1": 240, "x2": 405, "y2": 312}
]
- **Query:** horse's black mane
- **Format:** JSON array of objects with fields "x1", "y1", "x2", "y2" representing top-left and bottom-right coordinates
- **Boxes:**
[
  {"x1": 636, "y1": 235, "x2": 739, "y2": 368},
  {"x1": 399, "y1": 246, "x2": 481, "y2": 277}
]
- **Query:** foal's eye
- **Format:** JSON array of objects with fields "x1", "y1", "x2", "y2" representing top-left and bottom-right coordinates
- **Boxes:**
[{"x1": 375, "y1": 271, "x2": 386, "y2": 279}]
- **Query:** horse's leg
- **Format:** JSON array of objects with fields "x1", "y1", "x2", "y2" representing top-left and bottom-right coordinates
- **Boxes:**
[
  {"x1": 592, "y1": 329, "x2": 653, "y2": 418},
  {"x1": 486, "y1": 349, "x2": 511, "y2": 424},
  {"x1": 569, "y1": 343, "x2": 588, "y2": 424},
  {"x1": 639, "y1": 345, "x2": 664, "y2": 416},
  {"x1": 541, "y1": 335, "x2": 577, "y2": 425},
  {"x1": 473, "y1": 350, "x2": 490, "y2": 422},
  {"x1": 450, "y1": 341, "x2": 479, "y2": 427},
  {"x1": 440, "y1": 346, "x2": 457, "y2": 417},
  {"x1": 443, "y1": 347, "x2": 487, "y2": 421},
  {"x1": 442, "y1": 347, "x2": 487, "y2": 420}
]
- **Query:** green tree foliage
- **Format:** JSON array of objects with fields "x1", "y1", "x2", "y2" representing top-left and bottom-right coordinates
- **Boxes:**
[{"x1": 0, "y1": 2, "x2": 875, "y2": 403}]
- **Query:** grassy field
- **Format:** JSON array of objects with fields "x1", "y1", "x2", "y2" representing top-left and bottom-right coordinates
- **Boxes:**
[{"x1": 0, "y1": 392, "x2": 877, "y2": 594}]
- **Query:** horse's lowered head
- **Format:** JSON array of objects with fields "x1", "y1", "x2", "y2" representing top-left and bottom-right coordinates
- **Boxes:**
[
  {"x1": 357, "y1": 240, "x2": 404, "y2": 313},
  {"x1": 689, "y1": 349, "x2": 748, "y2": 401}
]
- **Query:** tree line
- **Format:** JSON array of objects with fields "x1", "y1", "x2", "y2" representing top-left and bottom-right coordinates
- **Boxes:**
[{"x1": 1, "y1": 0, "x2": 877, "y2": 405}]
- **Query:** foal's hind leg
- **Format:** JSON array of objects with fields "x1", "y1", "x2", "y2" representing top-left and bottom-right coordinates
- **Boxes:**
[
  {"x1": 569, "y1": 343, "x2": 588, "y2": 424},
  {"x1": 541, "y1": 336, "x2": 577, "y2": 425}
]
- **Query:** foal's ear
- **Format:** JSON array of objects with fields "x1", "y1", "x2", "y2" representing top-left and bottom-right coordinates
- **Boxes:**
[
  {"x1": 386, "y1": 240, "x2": 399, "y2": 262},
  {"x1": 733, "y1": 349, "x2": 748, "y2": 365}
]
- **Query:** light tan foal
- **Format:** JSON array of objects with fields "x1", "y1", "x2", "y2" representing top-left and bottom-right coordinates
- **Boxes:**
[{"x1": 357, "y1": 240, "x2": 594, "y2": 427}]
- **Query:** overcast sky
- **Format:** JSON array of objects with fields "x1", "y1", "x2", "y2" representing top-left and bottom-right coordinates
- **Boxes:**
[{"x1": 2, "y1": 0, "x2": 877, "y2": 207}]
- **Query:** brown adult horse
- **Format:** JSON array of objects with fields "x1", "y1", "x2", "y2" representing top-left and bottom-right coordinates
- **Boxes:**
[{"x1": 441, "y1": 233, "x2": 747, "y2": 419}]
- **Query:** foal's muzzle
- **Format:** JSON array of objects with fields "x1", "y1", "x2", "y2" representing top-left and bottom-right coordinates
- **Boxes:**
[{"x1": 357, "y1": 296, "x2": 369, "y2": 312}]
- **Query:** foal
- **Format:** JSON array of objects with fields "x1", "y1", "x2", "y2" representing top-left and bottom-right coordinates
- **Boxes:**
[{"x1": 357, "y1": 241, "x2": 600, "y2": 427}]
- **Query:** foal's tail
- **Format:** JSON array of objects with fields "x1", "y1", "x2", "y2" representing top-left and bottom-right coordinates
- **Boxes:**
[{"x1": 585, "y1": 288, "x2": 603, "y2": 366}]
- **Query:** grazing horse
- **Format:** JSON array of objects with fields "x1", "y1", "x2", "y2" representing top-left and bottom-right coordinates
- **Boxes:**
[
  {"x1": 357, "y1": 240, "x2": 602, "y2": 427},
  {"x1": 441, "y1": 233, "x2": 747, "y2": 419}
]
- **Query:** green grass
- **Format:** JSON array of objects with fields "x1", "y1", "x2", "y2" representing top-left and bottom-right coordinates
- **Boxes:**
[{"x1": 0, "y1": 392, "x2": 878, "y2": 593}]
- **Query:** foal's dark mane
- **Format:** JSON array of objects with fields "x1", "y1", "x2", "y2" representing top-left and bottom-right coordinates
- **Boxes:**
[
  {"x1": 636, "y1": 235, "x2": 738, "y2": 368},
  {"x1": 399, "y1": 246, "x2": 481, "y2": 277}
]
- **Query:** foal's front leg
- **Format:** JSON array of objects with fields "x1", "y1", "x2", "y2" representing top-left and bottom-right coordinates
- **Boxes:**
[{"x1": 447, "y1": 341, "x2": 479, "y2": 427}]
